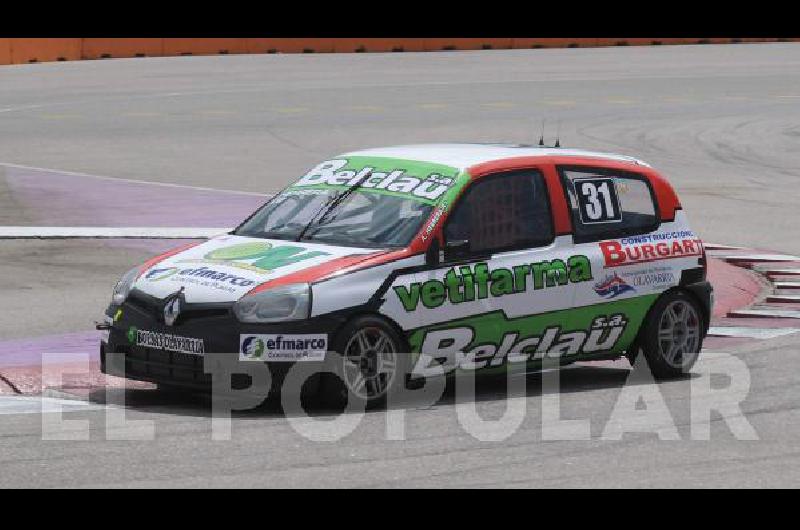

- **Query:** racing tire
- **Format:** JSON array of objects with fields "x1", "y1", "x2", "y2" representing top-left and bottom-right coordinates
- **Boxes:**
[
  {"x1": 635, "y1": 289, "x2": 705, "y2": 379},
  {"x1": 318, "y1": 315, "x2": 410, "y2": 410}
]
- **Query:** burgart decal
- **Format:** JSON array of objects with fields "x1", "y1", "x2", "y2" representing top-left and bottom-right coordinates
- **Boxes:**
[{"x1": 600, "y1": 233, "x2": 703, "y2": 267}]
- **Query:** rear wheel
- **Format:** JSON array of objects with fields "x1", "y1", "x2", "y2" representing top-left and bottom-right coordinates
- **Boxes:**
[
  {"x1": 319, "y1": 315, "x2": 408, "y2": 409},
  {"x1": 636, "y1": 290, "x2": 705, "y2": 379}
]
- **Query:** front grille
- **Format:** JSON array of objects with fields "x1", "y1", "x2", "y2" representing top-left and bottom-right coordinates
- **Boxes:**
[
  {"x1": 126, "y1": 290, "x2": 232, "y2": 325},
  {"x1": 126, "y1": 291, "x2": 159, "y2": 318}
]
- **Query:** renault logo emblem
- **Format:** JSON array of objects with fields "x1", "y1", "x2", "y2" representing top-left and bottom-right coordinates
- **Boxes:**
[{"x1": 163, "y1": 289, "x2": 184, "y2": 326}]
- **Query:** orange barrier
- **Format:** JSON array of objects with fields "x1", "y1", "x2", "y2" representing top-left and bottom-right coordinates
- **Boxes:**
[
  {"x1": 331, "y1": 39, "x2": 425, "y2": 53},
  {"x1": 8, "y1": 38, "x2": 82, "y2": 64},
  {"x1": 232, "y1": 38, "x2": 335, "y2": 54},
  {"x1": 0, "y1": 38, "x2": 795, "y2": 65},
  {"x1": 423, "y1": 38, "x2": 513, "y2": 50},
  {"x1": 162, "y1": 38, "x2": 249, "y2": 56},
  {"x1": 81, "y1": 38, "x2": 164, "y2": 59},
  {"x1": 0, "y1": 38, "x2": 10, "y2": 64}
]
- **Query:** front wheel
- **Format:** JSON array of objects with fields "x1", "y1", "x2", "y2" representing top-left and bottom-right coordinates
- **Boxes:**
[
  {"x1": 319, "y1": 315, "x2": 409, "y2": 410},
  {"x1": 635, "y1": 290, "x2": 705, "y2": 379}
]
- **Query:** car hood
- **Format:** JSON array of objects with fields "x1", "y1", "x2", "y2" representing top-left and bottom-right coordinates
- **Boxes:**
[{"x1": 133, "y1": 234, "x2": 379, "y2": 304}]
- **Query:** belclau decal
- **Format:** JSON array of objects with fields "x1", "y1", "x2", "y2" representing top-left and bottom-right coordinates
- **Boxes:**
[
  {"x1": 294, "y1": 158, "x2": 458, "y2": 202},
  {"x1": 412, "y1": 313, "x2": 629, "y2": 377}
]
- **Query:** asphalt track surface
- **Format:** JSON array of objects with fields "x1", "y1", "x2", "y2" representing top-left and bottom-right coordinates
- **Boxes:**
[{"x1": 1, "y1": 43, "x2": 800, "y2": 487}]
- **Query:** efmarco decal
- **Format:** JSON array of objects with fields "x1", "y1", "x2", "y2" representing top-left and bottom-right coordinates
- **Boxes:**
[{"x1": 393, "y1": 255, "x2": 593, "y2": 312}]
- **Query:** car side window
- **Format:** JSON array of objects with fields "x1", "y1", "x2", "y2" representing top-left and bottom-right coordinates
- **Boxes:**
[
  {"x1": 560, "y1": 167, "x2": 658, "y2": 243},
  {"x1": 443, "y1": 169, "x2": 554, "y2": 257}
]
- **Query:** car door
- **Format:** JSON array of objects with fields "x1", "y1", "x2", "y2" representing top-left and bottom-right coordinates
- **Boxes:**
[
  {"x1": 406, "y1": 167, "x2": 594, "y2": 375},
  {"x1": 558, "y1": 165, "x2": 668, "y2": 357}
]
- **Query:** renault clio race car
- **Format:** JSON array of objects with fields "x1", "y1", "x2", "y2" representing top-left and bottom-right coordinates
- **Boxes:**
[{"x1": 100, "y1": 144, "x2": 712, "y2": 407}]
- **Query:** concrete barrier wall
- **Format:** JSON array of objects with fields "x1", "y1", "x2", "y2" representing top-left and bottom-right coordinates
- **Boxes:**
[{"x1": 0, "y1": 38, "x2": 795, "y2": 65}]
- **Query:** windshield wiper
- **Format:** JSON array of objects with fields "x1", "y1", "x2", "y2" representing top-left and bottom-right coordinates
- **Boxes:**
[
  {"x1": 294, "y1": 193, "x2": 339, "y2": 242},
  {"x1": 296, "y1": 172, "x2": 370, "y2": 242}
]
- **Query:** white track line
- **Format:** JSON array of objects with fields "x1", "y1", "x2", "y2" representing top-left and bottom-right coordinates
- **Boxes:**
[
  {"x1": 728, "y1": 308, "x2": 800, "y2": 319},
  {"x1": 774, "y1": 281, "x2": 800, "y2": 290},
  {"x1": 761, "y1": 268, "x2": 800, "y2": 276},
  {"x1": 719, "y1": 254, "x2": 800, "y2": 263},
  {"x1": 752, "y1": 264, "x2": 800, "y2": 273},
  {"x1": 707, "y1": 326, "x2": 800, "y2": 339},
  {"x1": 766, "y1": 294, "x2": 800, "y2": 303},
  {"x1": 704, "y1": 243, "x2": 747, "y2": 251},
  {"x1": 0, "y1": 395, "x2": 106, "y2": 415},
  {"x1": 0, "y1": 161, "x2": 272, "y2": 198},
  {"x1": 0, "y1": 226, "x2": 231, "y2": 239}
]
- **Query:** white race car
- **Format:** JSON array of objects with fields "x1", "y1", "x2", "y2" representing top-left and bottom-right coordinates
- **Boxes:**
[{"x1": 101, "y1": 143, "x2": 712, "y2": 407}]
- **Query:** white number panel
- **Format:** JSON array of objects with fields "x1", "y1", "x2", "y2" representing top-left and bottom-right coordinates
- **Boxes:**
[{"x1": 573, "y1": 177, "x2": 622, "y2": 225}]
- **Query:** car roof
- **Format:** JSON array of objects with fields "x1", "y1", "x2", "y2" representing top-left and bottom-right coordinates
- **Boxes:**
[{"x1": 340, "y1": 143, "x2": 652, "y2": 172}]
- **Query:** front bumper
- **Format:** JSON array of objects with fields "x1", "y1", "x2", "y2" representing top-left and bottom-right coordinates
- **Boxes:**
[{"x1": 101, "y1": 290, "x2": 349, "y2": 393}]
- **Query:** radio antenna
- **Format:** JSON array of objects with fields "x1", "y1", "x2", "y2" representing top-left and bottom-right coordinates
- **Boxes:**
[
  {"x1": 554, "y1": 119, "x2": 561, "y2": 148},
  {"x1": 538, "y1": 119, "x2": 545, "y2": 146}
]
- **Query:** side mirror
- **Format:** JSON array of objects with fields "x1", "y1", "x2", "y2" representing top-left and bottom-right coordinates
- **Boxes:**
[{"x1": 443, "y1": 239, "x2": 470, "y2": 262}]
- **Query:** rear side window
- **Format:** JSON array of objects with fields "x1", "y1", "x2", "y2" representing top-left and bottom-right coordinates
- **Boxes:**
[
  {"x1": 444, "y1": 169, "x2": 554, "y2": 256},
  {"x1": 560, "y1": 167, "x2": 659, "y2": 243}
]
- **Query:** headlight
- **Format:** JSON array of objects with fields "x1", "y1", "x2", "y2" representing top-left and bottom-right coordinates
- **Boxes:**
[
  {"x1": 233, "y1": 283, "x2": 311, "y2": 323},
  {"x1": 111, "y1": 267, "x2": 140, "y2": 305}
]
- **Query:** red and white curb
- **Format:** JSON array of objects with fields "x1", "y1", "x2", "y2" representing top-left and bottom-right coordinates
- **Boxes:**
[{"x1": 707, "y1": 243, "x2": 800, "y2": 335}]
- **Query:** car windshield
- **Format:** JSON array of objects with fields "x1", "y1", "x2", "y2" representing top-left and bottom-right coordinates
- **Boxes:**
[{"x1": 235, "y1": 188, "x2": 433, "y2": 248}]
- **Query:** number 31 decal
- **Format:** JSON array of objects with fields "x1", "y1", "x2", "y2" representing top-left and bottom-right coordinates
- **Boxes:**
[{"x1": 573, "y1": 177, "x2": 622, "y2": 224}]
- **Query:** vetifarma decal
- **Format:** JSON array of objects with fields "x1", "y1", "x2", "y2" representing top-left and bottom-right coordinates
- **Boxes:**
[{"x1": 394, "y1": 255, "x2": 593, "y2": 311}]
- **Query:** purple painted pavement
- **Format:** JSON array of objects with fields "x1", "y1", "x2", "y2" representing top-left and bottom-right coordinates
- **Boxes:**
[
  {"x1": 0, "y1": 331, "x2": 101, "y2": 368},
  {"x1": 1, "y1": 166, "x2": 268, "y2": 369},
  {"x1": 4, "y1": 166, "x2": 268, "y2": 229}
]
